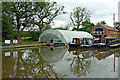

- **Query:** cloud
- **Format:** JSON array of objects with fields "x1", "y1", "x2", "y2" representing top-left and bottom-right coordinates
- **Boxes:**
[
  {"x1": 51, "y1": 20, "x2": 67, "y2": 28},
  {"x1": 55, "y1": 14, "x2": 70, "y2": 21},
  {"x1": 52, "y1": 0, "x2": 119, "y2": 27}
]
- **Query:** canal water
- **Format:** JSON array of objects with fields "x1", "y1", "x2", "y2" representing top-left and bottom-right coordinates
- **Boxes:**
[{"x1": 1, "y1": 47, "x2": 120, "y2": 78}]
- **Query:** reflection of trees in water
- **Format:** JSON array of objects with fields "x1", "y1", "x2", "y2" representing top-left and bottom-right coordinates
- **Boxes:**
[
  {"x1": 2, "y1": 48, "x2": 64, "y2": 78},
  {"x1": 67, "y1": 55, "x2": 91, "y2": 77},
  {"x1": 98, "y1": 48, "x2": 120, "y2": 58},
  {"x1": 67, "y1": 48, "x2": 120, "y2": 77},
  {"x1": 114, "y1": 51, "x2": 120, "y2": 57}
]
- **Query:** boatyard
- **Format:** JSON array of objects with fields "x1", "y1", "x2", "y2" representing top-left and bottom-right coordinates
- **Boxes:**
[
  {"x1": 1, "y1": 28, "x2": 120, "y2": 78},
  {"x1": 1, "y1": 23, "x2": 120, "y2": 78},
  {"x1": 1, "y1": 23, "x2": 120, "y2": 79},
  {"x1": 1, "y1": 0, "x2": 120, "y2": 79}
]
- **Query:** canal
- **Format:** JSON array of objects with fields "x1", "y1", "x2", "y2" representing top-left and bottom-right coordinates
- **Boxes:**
[{"x1": 1, "y1": 47, "x2": 120, "y2": 78}]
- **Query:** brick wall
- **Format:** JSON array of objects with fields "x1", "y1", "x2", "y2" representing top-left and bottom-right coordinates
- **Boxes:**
[{"x1": 91, "y1": 24, "x2": 116, "y2": 38}]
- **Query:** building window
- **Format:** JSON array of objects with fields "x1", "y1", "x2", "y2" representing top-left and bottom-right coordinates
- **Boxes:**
[
  {"x1": 95, "y1": 28, "x2": 103, "y2": 34},
  {"x1": 94, "y1": 35, "x2": 102, "y2": 38}
]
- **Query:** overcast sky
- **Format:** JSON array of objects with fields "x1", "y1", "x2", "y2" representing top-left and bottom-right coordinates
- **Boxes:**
[{"x1": 51, "y1": 0, "x2": 120, "y2": 28}]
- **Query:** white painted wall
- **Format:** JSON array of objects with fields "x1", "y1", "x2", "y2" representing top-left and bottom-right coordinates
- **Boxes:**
[{"x1": 118, "y1": 1, "x2": 120, "y2": 22}]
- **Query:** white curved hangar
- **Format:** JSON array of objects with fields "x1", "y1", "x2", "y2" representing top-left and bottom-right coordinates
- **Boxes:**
[{"x1": 39, "y1": 29, "x2": 93, "y2": 44}]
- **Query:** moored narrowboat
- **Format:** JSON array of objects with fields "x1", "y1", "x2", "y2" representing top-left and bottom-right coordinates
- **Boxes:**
[
  {"x1": 105, "y1": 37, "x2": 120, "y2": 48},
  {"x1": 80, "y1": 38, "x2": 93, "y2": 48},
  {"x1": 69, "y1": 38, "x2": 94, "y2": 48},
  {"x1": 93, "y1": 38, "x2": 106, "y2": 48},
  {"x1": 69, "y1": 38, "x2": 81, "y2": 48},
  {"x1": 93, "y1": 37, "x2": 120, "y2": 48},
  {"x1": 49, "y1": 39, "x2": 65, "y2": 47}
]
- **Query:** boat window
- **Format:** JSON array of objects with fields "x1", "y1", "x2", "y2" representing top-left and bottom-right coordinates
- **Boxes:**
[
  {"x1": 76, "y1": 38, "x2": 79, "y2": 43},
  {"x1": 58, "y1": 40, "x2": 62, "y2": 42},
  {"x1": 82, "y1": 38, "x2": 89, "y2": 45},
  {"x1": 73, "y1": 38, "x2": 76, "y2": 43},
  {"x1": 94, "y1": 38, "x2": 101, "y2": 43},
  {"x1": 87, "y1": 39, "x2": 93, "y2": 45},
  {"x1": 104, "y1": 35, "x2": 107, "y2": 38},
  {"x1": 50, "y1": 40, "x2": 53, "y2": 43}
]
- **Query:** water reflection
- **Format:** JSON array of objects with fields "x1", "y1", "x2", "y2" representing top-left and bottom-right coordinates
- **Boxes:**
[
  {"x1": 67, "y1": 55, "x2": 91, "y2": 77},
  {"x1": 2, "y1": 47, "x2": 67, "y2": 78},
  {"x1": 68, "y1": 48, "x2": 120, "y2": 77},
  {"x1": 2, "y1": 47, "x2": 120, "y2": 78},
  {"x1": 39, "y1": 47, "x2": 67, "y2": 63},
  {"x1": 67, "y1": 50, "x2": 93, "y2": 77},
  {"x1": 69, "y1": 48, "x2": 120, "y2": 61}
]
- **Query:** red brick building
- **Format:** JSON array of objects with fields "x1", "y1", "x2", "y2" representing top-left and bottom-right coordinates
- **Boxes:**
[{"x1": 91, "y1": 24, "x2": 119, "y2": 43}]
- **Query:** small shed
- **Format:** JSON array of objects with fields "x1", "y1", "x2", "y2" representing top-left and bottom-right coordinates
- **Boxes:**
[{"x1": 39, "y1": 29, "x2": 93, "y2": 45}]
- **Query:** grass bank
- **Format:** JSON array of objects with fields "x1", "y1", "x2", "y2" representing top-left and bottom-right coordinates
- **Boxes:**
[{"x1": 1, "y1": 39, "x2": 38, "y2": 46}]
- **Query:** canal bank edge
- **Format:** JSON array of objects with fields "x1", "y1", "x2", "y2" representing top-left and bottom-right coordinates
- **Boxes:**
[{"x1": 0, "y1": 43, "x2": 48, "y2": 50}]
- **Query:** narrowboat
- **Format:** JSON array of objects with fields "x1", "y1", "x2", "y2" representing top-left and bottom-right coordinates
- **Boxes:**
[
  {"x1": 69, "y1": 38, "x2": 81, "y2": 48},
  {"x1": 93, "y1": 38, "x2": 106, "y2": 48},
  {"x1": 93, "y1": 37, "x2": 120, "y2": 48},
  {"x1": 69, "y1": 38, "x2": 94, "y2": 48},
  {"x1": 49, "y1": 39, "x2": 65, "y2": 47},
  {"x1": 105, "y1": 37, "x2": 120, "y2": 48},
  {"x1": 80, "y1": 38, "x2": 93, "y2": 48}
]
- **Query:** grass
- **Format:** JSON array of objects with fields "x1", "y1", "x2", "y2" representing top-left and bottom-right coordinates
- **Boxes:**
[
  {"x1": 19, "y1": 39, "x2": 38, "y2": 44},
  {"x1": 1, "y1": 39, "x2": 38, "y2": 46},
  {"x1": 0, "y1": 42, "x2": 2, "y2": 46},
  {"x1": 2, "y1": 42, "x2": 18, "y2": 46}
]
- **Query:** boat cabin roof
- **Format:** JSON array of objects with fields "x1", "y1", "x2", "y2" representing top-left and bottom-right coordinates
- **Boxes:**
[
  {"x1": 73, "y1": 38, "x2": 92, "y2": 39},
  {"x1": 105, "y1": 37, "x2": 118, "y2": 39}
]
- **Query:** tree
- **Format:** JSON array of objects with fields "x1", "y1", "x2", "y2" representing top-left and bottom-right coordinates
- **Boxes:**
[
  {"x1": 79, "y1": 20, "x2": 95, "y2": 33},
  {"x1": 2, "y1": 2, "x2": 16, "y2": 41},
  {"x1": 2, "y1": 2, "x2": 34, "y2": 42},
  {"x1": 2, "y1": 12, "x2": 16, "y2": 41},
  {"x1": 115, "y1": 22, "x2": 120, "y2": 31},
  {"x1": 98, "y1": 21, "x2": 107, "y2": 25},
  {"x1": 54, "y1": 26, "x2": 69, "y2": 30},
  {"x1": 70, "y1": 7, "x2": 91, "y2": 31},
  {"x1": 32, "y1": 2, "x2": 65, "y2": 35},
  {"x1": 64, "y1": 22, "x2": 72, "y2": 30},
  {"x1": 2, "y1": 1, "x2": 65, "y2": 42},
  {"x1": 0, "y1": 3, "x2": 2, "y2": 42}
]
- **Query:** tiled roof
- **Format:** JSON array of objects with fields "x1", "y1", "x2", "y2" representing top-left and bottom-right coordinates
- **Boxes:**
[{"x1": 100, "y1": 24, "x2": 119, "y2": 31}]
